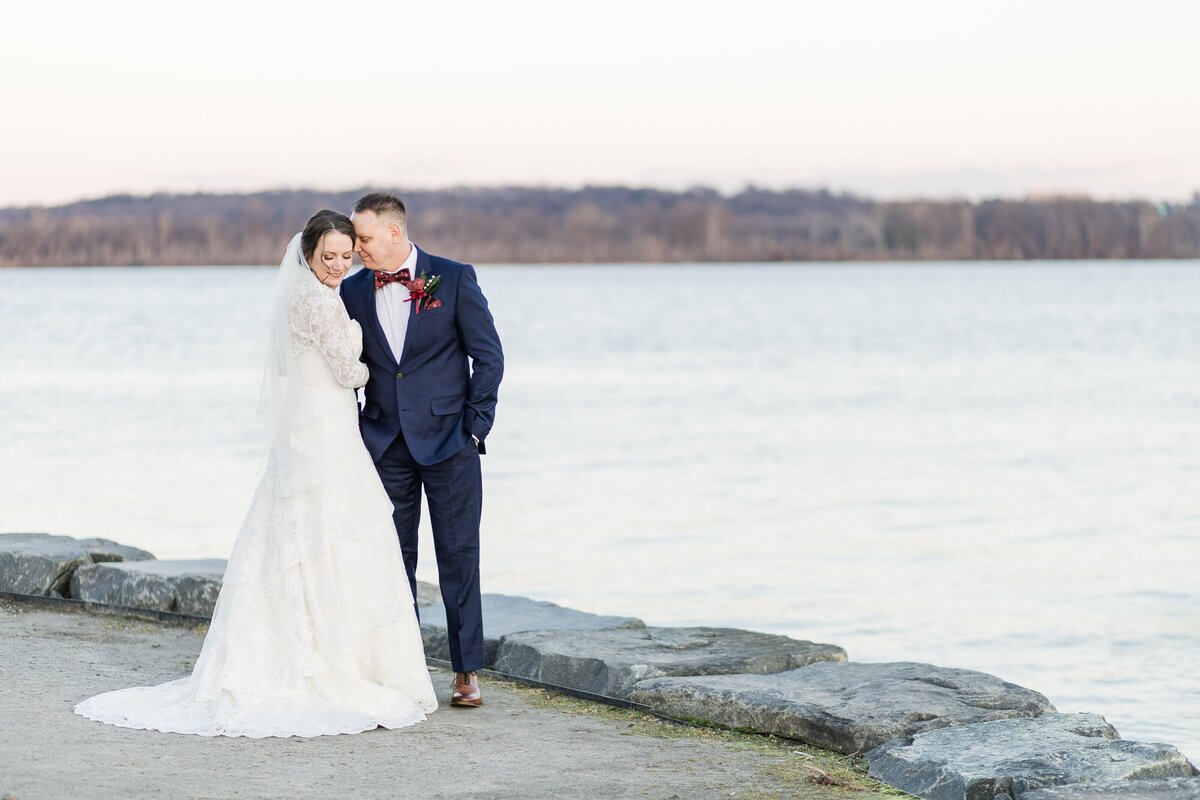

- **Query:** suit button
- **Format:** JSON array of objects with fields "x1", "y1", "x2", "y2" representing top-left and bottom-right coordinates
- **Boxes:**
[{"x1": 396, "y1": 372, "x2": 404, "y2": 379}]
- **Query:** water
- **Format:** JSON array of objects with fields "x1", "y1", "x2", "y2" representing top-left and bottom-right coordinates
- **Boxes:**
[{"x1": 1, "y1": 261, "x2": 1197, "y2": 759}]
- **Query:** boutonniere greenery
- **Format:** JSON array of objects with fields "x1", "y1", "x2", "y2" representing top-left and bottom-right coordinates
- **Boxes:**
[{"x1": 404, "y1": 272, "x2": 443, "y2": 314}]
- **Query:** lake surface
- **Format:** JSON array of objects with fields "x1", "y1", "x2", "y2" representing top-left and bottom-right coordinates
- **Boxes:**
[{"x1": 1, "y1": 261, "x2": 1197, "y2": 759}]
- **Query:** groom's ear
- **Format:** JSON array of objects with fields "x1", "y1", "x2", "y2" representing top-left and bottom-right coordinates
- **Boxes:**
[{"x1": 388, "y1": 221, "x2": 406, "y2": 242}]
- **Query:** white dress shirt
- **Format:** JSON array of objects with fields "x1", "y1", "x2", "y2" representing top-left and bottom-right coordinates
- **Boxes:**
[{"x1": 374, "y1": 243, "x2": 419, "y2": 362}]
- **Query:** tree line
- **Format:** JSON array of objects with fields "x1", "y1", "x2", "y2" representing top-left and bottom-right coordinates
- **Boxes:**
[{"x1": 1, "y1": 185, "x2": 1198, "y2": 266}]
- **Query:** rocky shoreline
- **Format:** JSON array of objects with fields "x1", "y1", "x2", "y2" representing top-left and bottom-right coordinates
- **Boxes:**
[{"x1": 3, "y1": 532, "x2": 1198, "y2": 800}]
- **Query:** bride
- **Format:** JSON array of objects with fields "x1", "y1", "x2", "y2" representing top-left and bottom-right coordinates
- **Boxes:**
[{"x1": 74, "y1": 210, "x2": 438, "y2": 737}]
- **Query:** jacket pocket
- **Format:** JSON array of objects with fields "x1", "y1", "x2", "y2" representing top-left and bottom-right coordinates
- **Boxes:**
[
  {"x1": 361, "y1": 403, "x2": 381, "y2": 420},
  {"x1": 430, "y1": 394, "x2": 465, "y2": 416}
]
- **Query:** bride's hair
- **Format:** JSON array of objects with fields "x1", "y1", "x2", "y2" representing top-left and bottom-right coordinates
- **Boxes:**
[{"x1": 300, "y1": 209, "x2": 355, "y2": 263}]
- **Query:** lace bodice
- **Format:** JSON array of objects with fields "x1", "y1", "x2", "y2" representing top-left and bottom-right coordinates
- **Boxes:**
[{"x1": 288, "y1": 272, "x2": 369, "y2": 389}]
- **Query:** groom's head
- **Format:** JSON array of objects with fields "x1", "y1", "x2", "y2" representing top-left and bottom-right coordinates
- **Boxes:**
[{"x1": 352, "y1": 192, "x2": 410, "y2": 271}]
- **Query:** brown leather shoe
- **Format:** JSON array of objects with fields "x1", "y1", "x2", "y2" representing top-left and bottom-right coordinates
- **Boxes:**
[{"x1": 451, "y1": 671, "x2": 483, "y2": 707}]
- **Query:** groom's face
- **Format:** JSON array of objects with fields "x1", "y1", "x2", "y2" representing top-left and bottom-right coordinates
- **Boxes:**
[{"x1": 352, "y1": 210, "x2": 405, "y2": 272}]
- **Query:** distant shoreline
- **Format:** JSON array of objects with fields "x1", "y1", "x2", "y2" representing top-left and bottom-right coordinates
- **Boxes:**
[
  {"x1": 2, "y1": 185, "x2": 1199, "y2": 266},
  {"x1": 3, "y1": 256, "x2": 1200, "y2": 269}
]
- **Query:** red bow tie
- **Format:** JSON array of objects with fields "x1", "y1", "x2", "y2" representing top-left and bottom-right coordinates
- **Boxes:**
[{"x1": 374, "y1": 268, "x2": 411, "y2": 290}]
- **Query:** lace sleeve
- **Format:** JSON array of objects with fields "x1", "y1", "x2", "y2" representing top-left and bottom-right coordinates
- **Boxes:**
[{"x1": 291, "y1": 287, "x2": 370, "y2": 388}]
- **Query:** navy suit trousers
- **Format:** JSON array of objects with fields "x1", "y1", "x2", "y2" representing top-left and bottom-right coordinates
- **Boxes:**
[{"x1": 376, "y1": 429, "x2": 484, "y2": 674}]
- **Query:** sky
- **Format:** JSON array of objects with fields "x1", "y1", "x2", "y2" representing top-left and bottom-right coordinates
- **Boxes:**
[{"x1": 1, "y1": 0, "x2": 1197, "y2": 207}]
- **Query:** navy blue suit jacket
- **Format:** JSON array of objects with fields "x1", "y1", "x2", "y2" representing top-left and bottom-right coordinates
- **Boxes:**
[{"x1": 340, "y1": 248, "x2": 503, "y2": 466}]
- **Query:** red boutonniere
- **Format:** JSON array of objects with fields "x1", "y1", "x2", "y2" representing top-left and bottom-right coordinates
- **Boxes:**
[{"x1": 403, "y1": 272, "x2": 443, "y2": 314}]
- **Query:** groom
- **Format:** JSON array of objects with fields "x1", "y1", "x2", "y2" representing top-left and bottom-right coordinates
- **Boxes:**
[{"x1": 341, "y1": 192, "x2": 503, "y2": 707}]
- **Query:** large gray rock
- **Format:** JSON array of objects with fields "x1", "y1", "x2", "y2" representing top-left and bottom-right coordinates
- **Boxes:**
[
  {"x1": 0, "y1": 533, "x2": 154, "y2": 596},
  {"x1": 1023, "y1": 778, "x2": 1200, "y2": 799},
  {"x1": 866, "y1": 713, "x2": 1197, "y2": 800},
  {"x1": 419, "y1": 593, "x2": 643, "y2": 667},
  {"x1": 629, "y1": 661, "x2": 1055, "y2": 754},
  {"x1": 73, "y1": 538, "x2": 156, "y2": 563},
  {"x1": 71, "y1": 559, "x2": 227, "y2": 617},
  {"x1": 494, "y1": 626, "x2": 847, "y2": 699}
]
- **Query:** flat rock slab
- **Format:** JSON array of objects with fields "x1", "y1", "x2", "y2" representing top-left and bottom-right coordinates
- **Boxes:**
[
  {"x1": 1023, "y1": 778, "x2": 1200, "y2": 799},
  {"x1": 71, "y1": 559, "x2": 227, "y2": 617},
  {"x1": 0, "y1": 533, "x2": 154, "y2": 596},
  {"x1": 866, "y1": 712, "x2": 1197, "y2": 800},
  {"x1": 629, "y1": 660, "x2": 1055, "y2": 754},
  {"x1": 419, "y1": 593, "x2": 643, "y2": 667},
  {"x1": 495, "y1": 626, "x2": 847, "y2": 699}
]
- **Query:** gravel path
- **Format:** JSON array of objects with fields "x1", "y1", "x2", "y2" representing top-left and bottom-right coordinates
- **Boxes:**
[{"x1": 0, "y1": 600, "x2": 892, "y2": 800}]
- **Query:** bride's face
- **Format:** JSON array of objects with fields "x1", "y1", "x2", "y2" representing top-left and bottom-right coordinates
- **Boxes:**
[{"x1": 309, "y1": 232, "x2": 354, "y2": 287}]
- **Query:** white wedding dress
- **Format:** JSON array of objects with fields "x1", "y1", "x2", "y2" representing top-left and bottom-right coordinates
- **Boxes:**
[{"x1": 74, "y1": 236, "x2": 438, "y2": 737}]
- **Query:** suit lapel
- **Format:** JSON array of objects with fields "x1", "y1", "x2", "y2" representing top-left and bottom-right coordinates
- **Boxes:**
[
  {"x1": 397, "y1": 247, "x2": 429, "y2": 366},
  {"x1": 357, "y1": 268, "x2": 398, "y2": 365}
]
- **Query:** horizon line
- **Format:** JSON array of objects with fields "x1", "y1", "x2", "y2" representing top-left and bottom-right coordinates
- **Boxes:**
[{"x1": 5, "y1": 182, "x2": 1200, "y2": 212}]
